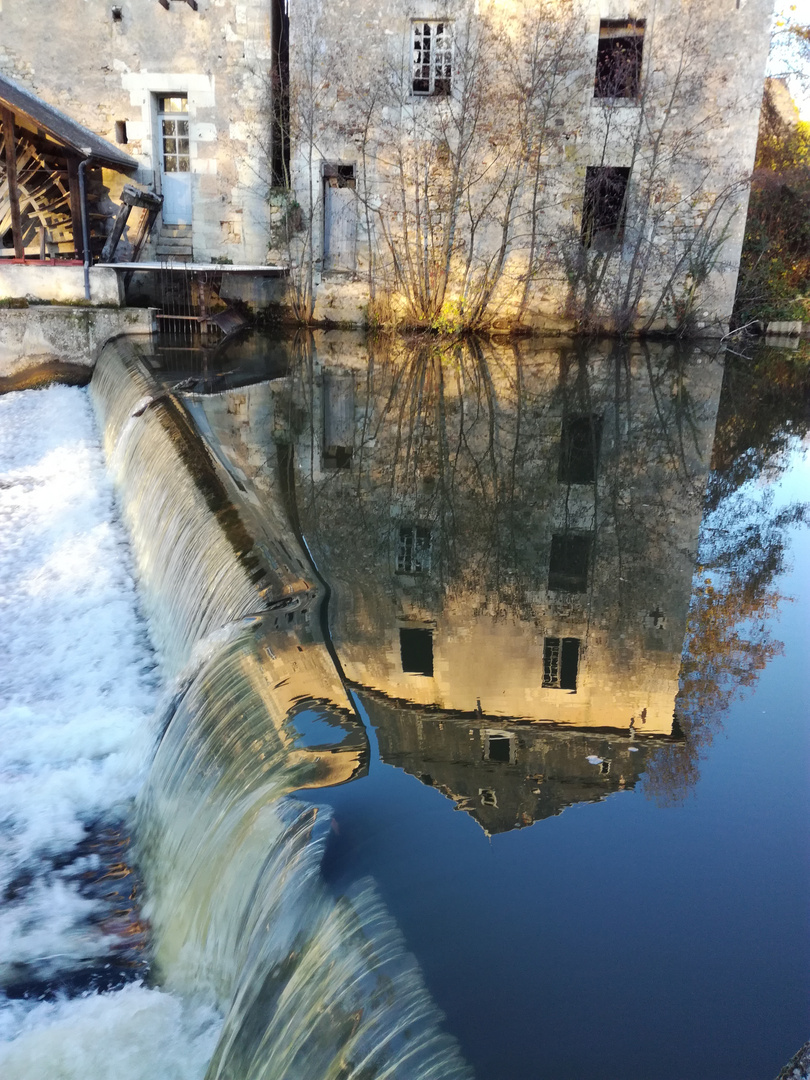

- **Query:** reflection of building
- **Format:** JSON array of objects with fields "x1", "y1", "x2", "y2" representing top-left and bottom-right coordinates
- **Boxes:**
[
  {"x1": 359, "y1": 692, "x2": 651, "y2": 835},
  {"x1": 165, "y1": 332, "x2": 725, "y2": 831},
  {"x1": 293, "y1": 337, "x2": 724, "y2": 741}
]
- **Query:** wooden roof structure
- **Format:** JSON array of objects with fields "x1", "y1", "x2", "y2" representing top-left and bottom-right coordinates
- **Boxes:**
[{"x1": 0, "y1": 72, "x2": 137, "y2": 261}]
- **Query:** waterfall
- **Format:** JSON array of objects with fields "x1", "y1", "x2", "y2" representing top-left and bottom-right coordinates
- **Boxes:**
[{"x1": 89, "y1": 338, "x2": 471, "y2": 1080}]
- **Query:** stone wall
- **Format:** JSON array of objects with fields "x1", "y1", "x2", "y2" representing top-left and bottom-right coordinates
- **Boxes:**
[
  {"x1": 0, "y1": 306, "x2": 155, "y2": 377},
  {"x1": 0, "y1": 266, "x2": 123, "y2": 306},
  {"x1": 285, "y1": 0, "x2": 773, "y2": 332}
]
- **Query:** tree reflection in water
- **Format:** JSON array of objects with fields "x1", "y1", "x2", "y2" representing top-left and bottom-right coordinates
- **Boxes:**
[
  {"x1": 191, "y1": 330, "x2": 808, "y2": 824},
  {"x1": 645, "y1": 343, "x2": 810, "y2": 803}
]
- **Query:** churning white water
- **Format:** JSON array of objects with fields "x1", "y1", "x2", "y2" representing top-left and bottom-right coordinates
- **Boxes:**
[{"x1": 0, "y1": 385, "x2": 221, "y2": 1079}]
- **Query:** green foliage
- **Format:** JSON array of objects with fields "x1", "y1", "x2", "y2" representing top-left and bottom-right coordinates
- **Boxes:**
[{"x1": 430, "y1": 300, "x2": 468, "y2": 336}]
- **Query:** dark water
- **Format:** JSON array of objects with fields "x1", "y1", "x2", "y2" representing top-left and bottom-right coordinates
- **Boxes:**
[{"x1": 149, "y1": 330, "x2": 808, "y2": 1079}]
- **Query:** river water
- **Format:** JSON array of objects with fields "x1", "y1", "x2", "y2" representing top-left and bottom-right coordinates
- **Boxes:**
[{"x1": 0, "y1": 332, "x2": 807, "y2": 1079}]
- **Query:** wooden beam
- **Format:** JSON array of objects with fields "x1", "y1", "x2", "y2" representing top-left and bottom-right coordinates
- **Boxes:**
[
  {"x1": 100, "y1": 200, "x2": 132, "y2": 262},
  {"x1": 66, "y1": 156, "x2": 85, "y2": 260},
  {"x1": 1, "y1": 108, "x2": 25, "y2": 259}
]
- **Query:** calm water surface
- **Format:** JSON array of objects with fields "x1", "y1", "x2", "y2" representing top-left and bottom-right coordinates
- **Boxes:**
[{"x1": 187, "y1": 332, "x2": 809, "y2": 1079}]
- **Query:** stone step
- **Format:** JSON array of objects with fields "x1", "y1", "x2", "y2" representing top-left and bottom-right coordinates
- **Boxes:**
[
  {"x1": 156, "y1": 240, "x2": 193, "y2": 255},
  {"x1": 159, "y1": 224, "x2": 193, "y2": 239}
]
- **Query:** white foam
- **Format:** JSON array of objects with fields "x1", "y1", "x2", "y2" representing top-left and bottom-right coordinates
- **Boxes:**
[
  {"x1": 0, "y1": 983, "x2": 221, "y2": 1080},
  {"x1": 0, "y1": 385, "x2": 167, "y2": 997}
]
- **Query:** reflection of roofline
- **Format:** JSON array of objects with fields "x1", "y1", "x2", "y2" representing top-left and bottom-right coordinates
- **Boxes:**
[
  {"x1": 0, "y1": 72, "x2": 137, "y2": 170},
  {"x1": 348, "y1": 680, "x2": 682, "y2": 741}
]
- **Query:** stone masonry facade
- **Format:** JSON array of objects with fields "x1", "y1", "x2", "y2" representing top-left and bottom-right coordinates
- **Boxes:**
[{"x1": 0, "y1": 0, "x2": 774, "y2": 332}]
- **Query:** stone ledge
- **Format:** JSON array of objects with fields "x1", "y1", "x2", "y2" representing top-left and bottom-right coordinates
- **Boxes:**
[
  {"x1": 0, "y1": 307, "x2": 156, "y2": 379},
  {"x1": 0, "y1": 265, "x2": 124, "y2": 306}
]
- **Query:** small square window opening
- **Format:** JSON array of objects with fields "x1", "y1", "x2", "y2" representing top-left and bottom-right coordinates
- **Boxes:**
[
  {"x1": 397, "y1": 526, "x2": 432, "y2": 574},
  {"x1": 485, "y1": 732, "x2": 513, "y2": 763},
  {"x1": 548, "y1": 532, "x2": 593, "y2": 593},
  {"x1": 412, "y1": 21, "x2": 453, "y2": 96},
  {"x1": 400, "y1": 627, "x2": 434, "y2": 676},
  {"x1": 559, "y1": 413, "x2": 603, "y2": 484},
  {"x1": 581, "y1": 166, "x2": 630, "y2": 250},
  {"x1": 594, "y1": 19, "x2": 645, "y2": 99}
]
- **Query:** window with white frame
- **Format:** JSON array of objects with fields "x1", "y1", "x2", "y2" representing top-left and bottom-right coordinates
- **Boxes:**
[
  {"x1": 396, "y1": 525, "x2": 432, "y2": 574},
  {"x1": 412, "y1": 21, "x2": 453, "y2": 96}
]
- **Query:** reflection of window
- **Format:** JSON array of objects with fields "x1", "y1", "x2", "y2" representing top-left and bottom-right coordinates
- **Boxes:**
[
  {"x1": 594, "y1": 19, "x2": 645, "y2": 99},
  {"x1": 479, "y1": 788, "x2": 497, "y2": 807},
  {"x1": 485, "y1": 732, "x2": 513, "y2": 763},
  {"x1": 323, "y1": 372, "x2": 354, "y2": 469},
  {"x1": 400, "y1": 627, "x2": 434, "y2": 676},
  {"x1": 323, "y1": 446, "x2": 353, "y2": 470},
  {"x1": 412, "y1": 21, "x2": 453, "y2": 96},
  {"x1": 548, "y1": 532, "x2": 593, "y2": 593},
  {"x1": 581, "y1": 166, "x2": 630, "y2": 250},
  {"x1": 397, "y1": 526, "x2": 432, "y2": 574},
  {"x1": 559, "y1": 413, "x2": 602, "y2": 484},
  {"x1": 543, "y1": 637, "x2": 580, "y2": 691}
]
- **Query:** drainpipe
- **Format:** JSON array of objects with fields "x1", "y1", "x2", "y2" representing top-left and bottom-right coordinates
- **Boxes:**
[{"x1": 78, "y1": 152, "x2": 93, "y2": 301}]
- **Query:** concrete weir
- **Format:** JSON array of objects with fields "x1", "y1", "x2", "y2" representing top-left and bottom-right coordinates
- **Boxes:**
[{"x1": 0, "y1": 304, "x2": 155, "y2": 388}]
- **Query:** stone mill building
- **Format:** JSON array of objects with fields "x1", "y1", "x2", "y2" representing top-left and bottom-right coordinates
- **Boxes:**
[{"x1": 0, "y1": 0, "x2": 774, "y2": 333}]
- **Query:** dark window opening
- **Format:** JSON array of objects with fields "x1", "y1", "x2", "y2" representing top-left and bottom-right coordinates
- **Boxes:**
[
  {"x1": 323, "y1": 162, "x2": 357, "y2": 191},
  {"x1": 581, "y1": 166, "x2": 630, "y2": 250},
  {"x1": 323, "y1": 446, "x2": 353, "y2": 470},
  {"x1": 397, "y1": 526, "x2": 432, "y2": 574},
  {"x1": 486, "y1": 733, "x2": 512, "y2": 763},
  {"x1": 115, "y1": 120, "x2": 128, "y2": 144},
  {"x1": 400, "y1": 628, "x2": 434, "y2": 676},
  {"x1": 271, "y1": 0, "x2": 291, "y2": 187},
  {"x1": 111, "y1": 6, "x2": 123, "y2": 21},
  {"x1": 332, "y1": 164, "x2": 357, "y2": 188},
  {"x1": 594, "y1": 19, "x2": 644, "y2": 99},
  {"x1": 413, "y1": 21, "x2": 453, "y2": 96},
  {"x1": 548, "y1": 532, "x2": 593, "y2": 593},
  {"x1": 559, "y1": 413, "x2": 602, "y2": 484},
  {"x1": 543, "y1": 637, "x2": 580, "y2": 691}
]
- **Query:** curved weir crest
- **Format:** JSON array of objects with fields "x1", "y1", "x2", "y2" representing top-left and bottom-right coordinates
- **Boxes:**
[{"x1": 90, "y1": 339, "x2": 471, "y2": 1080}]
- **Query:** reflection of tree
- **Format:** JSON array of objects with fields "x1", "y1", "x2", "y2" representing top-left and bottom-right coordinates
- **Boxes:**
[
  {"x1": 644, "y1": 350, "x2": 809, "y2": 805},
  {"x1": 298, "y1": 337, "x2": 716, "y2": 628}
]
